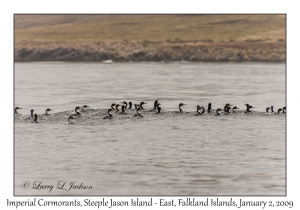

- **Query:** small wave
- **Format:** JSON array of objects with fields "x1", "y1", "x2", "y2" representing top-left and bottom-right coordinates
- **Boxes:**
[
  {"x1": 14, "y1": 108, "x2": 285, "y2": 126},
  {"x1": 102, "y1": 59, "x2": 114, "y2": 64}
]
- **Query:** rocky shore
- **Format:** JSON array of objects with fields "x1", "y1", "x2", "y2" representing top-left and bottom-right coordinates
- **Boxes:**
[{"x1": 14, "y1": 41, "x2": 286, "y2": 62}]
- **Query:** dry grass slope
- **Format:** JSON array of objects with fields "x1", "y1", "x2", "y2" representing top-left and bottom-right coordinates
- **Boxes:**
[
  {"x1": 14, "y1": 15, "x2": 286, "y2": 62},
  {"x1": 15, "y1": 14, "x2": 285, "y2": 42}
]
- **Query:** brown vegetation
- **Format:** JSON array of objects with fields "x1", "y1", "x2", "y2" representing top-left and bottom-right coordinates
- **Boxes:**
[{"x1": 14, "y1": 14, "x2": 286, "y2": 62}]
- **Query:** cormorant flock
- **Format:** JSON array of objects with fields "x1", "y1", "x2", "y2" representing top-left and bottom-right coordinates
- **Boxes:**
[{"x1": 14, "y1": 99, "x2": 286, "y2": 124}]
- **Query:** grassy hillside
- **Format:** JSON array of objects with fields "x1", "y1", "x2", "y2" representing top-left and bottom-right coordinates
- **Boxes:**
[
  {"x1": 15, "y1": 14, "x2": 286, "y2": 43},
  {"x1": 14, "y1": 15, "x2": 286, "y2": 62}
]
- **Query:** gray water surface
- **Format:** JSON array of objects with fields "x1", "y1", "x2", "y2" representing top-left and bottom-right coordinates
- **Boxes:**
[{"x1": 14, "y1": 62, "x2": 285, "y2": 195}]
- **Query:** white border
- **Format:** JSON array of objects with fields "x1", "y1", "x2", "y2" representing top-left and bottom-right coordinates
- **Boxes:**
[{"x1": 2, "y1": 0, "x2": 298, "y2": 209}]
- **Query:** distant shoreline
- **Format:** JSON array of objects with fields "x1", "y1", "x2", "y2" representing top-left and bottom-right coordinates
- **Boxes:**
[
  {"x1": 14, "y1": 41, "x2": 286, "y2": 63},
  {"x1": 15, "y1": 15, "x2": 285, "y2": 62}
]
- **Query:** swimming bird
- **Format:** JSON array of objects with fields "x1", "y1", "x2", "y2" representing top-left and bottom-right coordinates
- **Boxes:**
[
  {"x1": 111, "y1": 103, "x2": 116, "y2": 110},
  {"x1": 81, "y1": 105, "x2": 90, "y2": 113},
  {"x1": 283, "y1": 107, "x2": 286, "y2": 114},
  {"x1": 133, "y1": 107, "x2": 143, "y2": 118},
  {"x1": 115, "y1": 104, "x2": 120, "y2": 112},
  {"x1": 154, "y1": 99, "x2": 159, "y2": 110},
  {"x1": 120, "y1": 102, "x2": 127, "y2": 114},
  {"x1": 244, "y1": 104, "x2": 255, "y2": 113},
  {"x1": 32, "y1": 114, "x2": 38, "y2": 123},
  {"x1": 103, "y1": 109, "x2": 113, "y2": 119},
  {"x1": 277, "y1": 108, "x2": 283, "y2": 114},
  {"x1": 224, "y1": 103, "x2": 232, "y2": 114},
  {"x1": 178, "y1": 103, "x2": 186, "y2": 112},
  {"x1": 134, "y1": 104, "x2": 139, "y2": 110},
  {"x1": 44, "y1": 108, "x2": 53, "y2": 116},
  {"x1": 201, "y1": 106, "x2": 205, "y2": 114},
  {"x1": 196, "y1": 105, "x2": 203, "y2": 115},
  {"x1": 67, "y1": 106, "x2": 81, "y2": 123},
  {"x1": 122, "y1": 101, "x2": 128, "y2": 109},
  {"x1": 74, "y1": 106, "x2": 82, "y2": 116},
  {"x1": 150, "y1": 99, "x2": 159, "y2": 111},
  {"x1": 30, "y1": 109, "x2": 34, "y2": 117},
  {"x1": 128, "y1": 102, "x2": 133, "y2": 110},
  {"x1": 216, "y1": 108, "x2": 223, "y2": 116},
  {"x1": 270, "y1": 106, "x2": 274, "y2": 113},
  {"x1": 232, "y1": 106, "x2": 240, "y2": 113},
  {"x1": 25, "y1": 109, "x2": 34, "y2": 120},
  {"x1": 14, "y1": 107, "x2": 22, "y2": 115},
  {"x1": 68, "y1": 115, "x2": 77, "y2": 123},
  {"x1": 139, "y1": 102, "x2": 147, "y2": 110},
  {"x1": 207, "y1": 103, "x2": 212, "y2": 113},
  {"x1": 156, "y1": 103, "x2": 161, "y2": 114},
  {"x1": 266, "y1": 107, "x2": 271, "y2": 113},
  {"x1": 28, "y1": 109, "x2": 34, "y2": 118}
]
